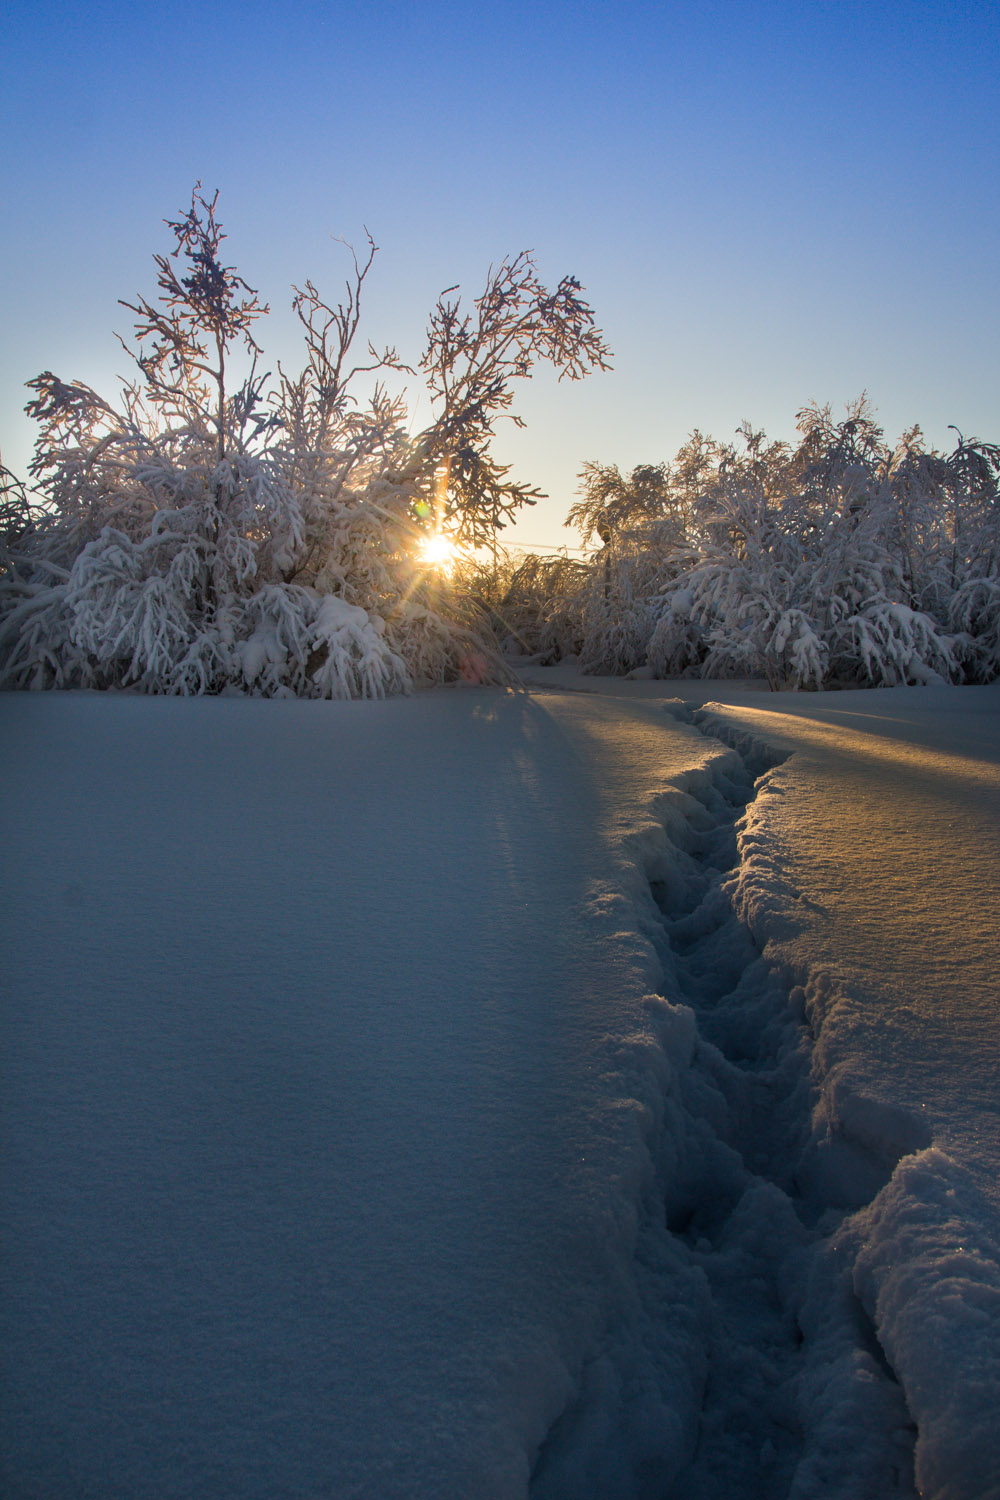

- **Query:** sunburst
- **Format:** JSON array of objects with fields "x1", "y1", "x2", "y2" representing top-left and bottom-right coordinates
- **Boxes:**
[{"x1": 417, "y1": 531, "x2": 460, "y2": 574}]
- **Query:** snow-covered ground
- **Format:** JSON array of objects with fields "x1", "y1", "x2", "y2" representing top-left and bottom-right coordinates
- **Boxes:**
[{"x1": 2, "y1": 677, "x2": 998, "y2": 1498}]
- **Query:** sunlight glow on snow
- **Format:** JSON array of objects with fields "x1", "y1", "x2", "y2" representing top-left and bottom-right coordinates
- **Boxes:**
[{"x1": 710, "y1": 706, "x2": 1000, "y2": 797}]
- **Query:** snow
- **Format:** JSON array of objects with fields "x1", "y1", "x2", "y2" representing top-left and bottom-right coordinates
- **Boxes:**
[{"x1": 2, "y1": 677, "x2": 999, "y2": 1498}]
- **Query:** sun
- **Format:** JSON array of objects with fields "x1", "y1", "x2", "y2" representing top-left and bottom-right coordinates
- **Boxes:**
[{"x1": 417, "y1": 531, "x2": 460, "y2": 573}]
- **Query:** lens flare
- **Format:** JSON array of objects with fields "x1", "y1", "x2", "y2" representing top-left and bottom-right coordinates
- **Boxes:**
[{"x1": 417, "y1": 532, "x2": 459, "y2": 572}]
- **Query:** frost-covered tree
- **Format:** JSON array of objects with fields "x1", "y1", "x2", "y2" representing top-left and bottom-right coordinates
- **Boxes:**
[
  {"x1": 567, "y1": 461, "x2": 685, "y2": 546},
  {"x1": 0, "y1": 188, "x2": 610, "y2": 697},
  {"x1": 0, "y1": 464, "x2": 31, "y2": 554},
  {"x1": 565, "y1": 456, "x2": 709, "y2": 674},
  {"x1": 456, "y1": 549, "x2": 590, "y2": 663},
  {"x1": 940, "y1": 430, "x2": 1000, "y2": 681},
  {"x1": 411, "y1": 253, "x2": 611, "y2": 549}
]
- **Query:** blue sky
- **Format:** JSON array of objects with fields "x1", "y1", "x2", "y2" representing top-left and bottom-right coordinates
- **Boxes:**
[{"x1": 3, "y1": 0, "x2": 997, "y2": 550}]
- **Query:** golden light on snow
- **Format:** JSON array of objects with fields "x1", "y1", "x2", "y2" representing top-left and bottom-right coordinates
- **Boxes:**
[{"x1": 417, "y1": 531, "x2": 460, "y2": 573}]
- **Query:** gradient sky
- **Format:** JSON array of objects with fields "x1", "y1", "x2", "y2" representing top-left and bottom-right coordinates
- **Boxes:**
[{"x1": 3, "y1": 0, "x2": 997, "y2": 551}]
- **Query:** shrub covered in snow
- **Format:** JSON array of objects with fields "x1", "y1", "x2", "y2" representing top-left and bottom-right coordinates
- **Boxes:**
[
  {"x1": 560, "y1": 401, "x2": 999, "y2": 688},
  {"x1": 0, "y1": 189, "x2": 610, "y2": 697}
]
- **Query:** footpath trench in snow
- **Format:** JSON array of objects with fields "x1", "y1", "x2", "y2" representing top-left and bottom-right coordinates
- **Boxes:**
[
  {"x1": 531, "y1": 708, "x2": 918, "y2": 1498},
  {"x1": 656, "y1": 718, "x2": 923, "y2": 1495}
]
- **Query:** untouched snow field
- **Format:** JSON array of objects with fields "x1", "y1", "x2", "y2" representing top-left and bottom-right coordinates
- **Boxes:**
[{"x1": 2, "y1": 678, "x2": 998, "y2": 1498}]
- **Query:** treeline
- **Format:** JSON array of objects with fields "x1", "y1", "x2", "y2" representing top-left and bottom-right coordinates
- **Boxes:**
[
  {"x1": 3, "y1": 190, "x2": 995, "y2": 698},
  {"x1": 473, "y1": 401, "x2": 1000, "y2": 688}
]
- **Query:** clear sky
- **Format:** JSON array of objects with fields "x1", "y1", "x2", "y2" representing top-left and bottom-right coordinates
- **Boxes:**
[{"x1": 3, "y1": 0, "x2": 997, "y2": 551}]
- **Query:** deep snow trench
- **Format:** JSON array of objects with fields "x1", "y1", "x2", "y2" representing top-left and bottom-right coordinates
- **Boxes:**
[{"x1": 534, "y1": 713, "x2": 919, "y2": 1498}]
